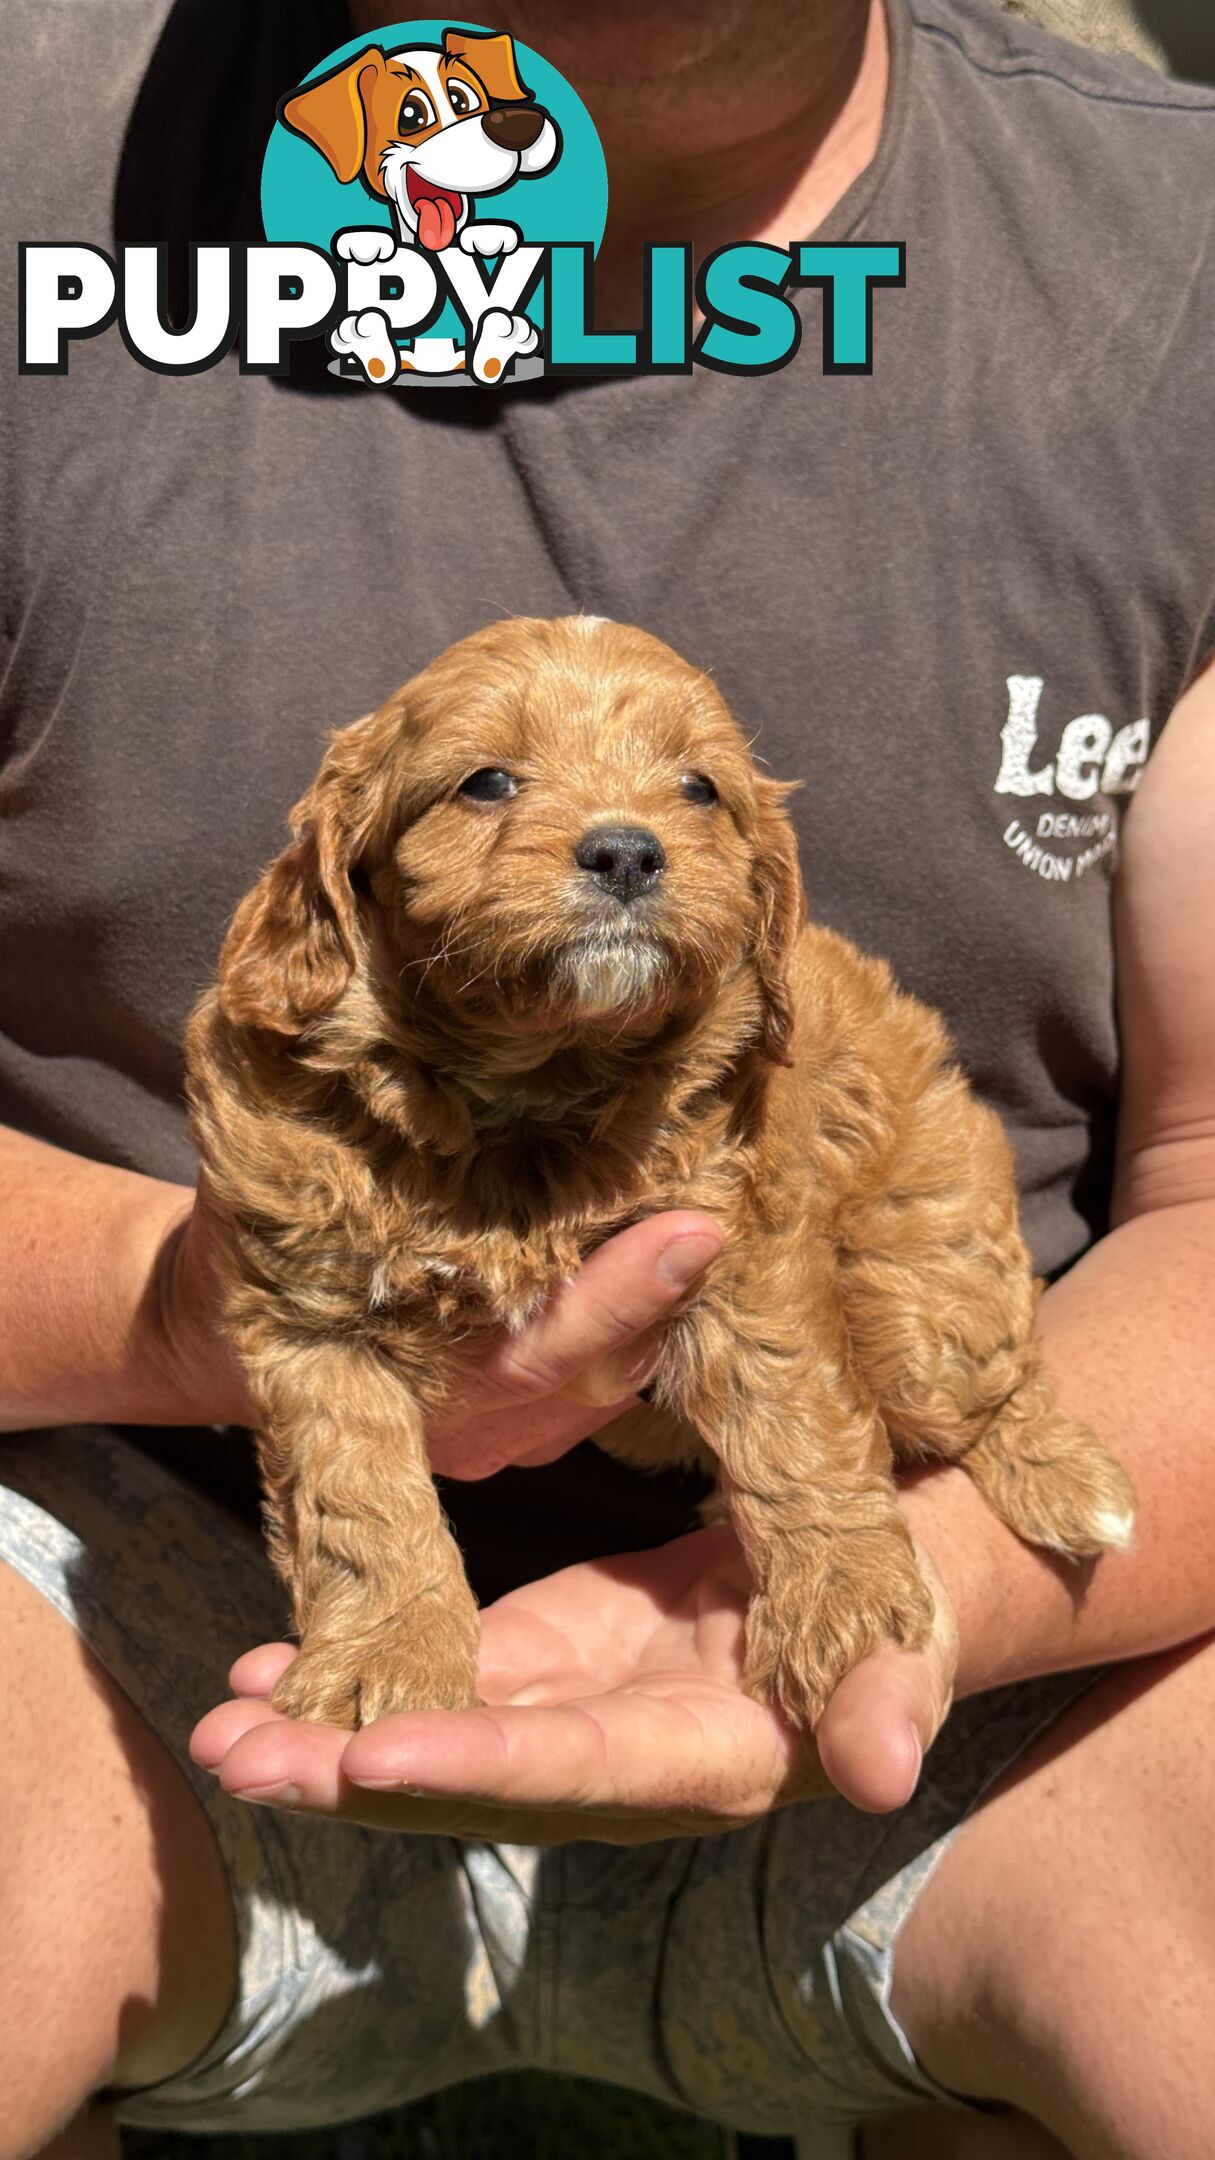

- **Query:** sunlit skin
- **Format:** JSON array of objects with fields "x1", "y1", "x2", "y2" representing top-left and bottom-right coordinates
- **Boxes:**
[{"x1": 195, "y1": 1523, "x2": 956, "y2": 1840}]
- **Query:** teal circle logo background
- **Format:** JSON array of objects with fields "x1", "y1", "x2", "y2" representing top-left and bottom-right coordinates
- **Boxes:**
[{"x1": 260, "y1": 19, "x2": 608, "y2": 343}]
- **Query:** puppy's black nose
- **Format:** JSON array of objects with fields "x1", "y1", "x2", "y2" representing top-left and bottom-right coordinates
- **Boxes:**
[
  {"x1": 574, "y1": 826, "x2": 667, "y2": 905},
  {"x1": 482, "y1": 104, "x2": 546, "y2": 151}
]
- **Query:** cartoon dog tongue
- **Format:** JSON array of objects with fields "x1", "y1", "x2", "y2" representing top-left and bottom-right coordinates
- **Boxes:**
[{"x1": 417, "y1": 195, "x2": 456, "y2": 251}]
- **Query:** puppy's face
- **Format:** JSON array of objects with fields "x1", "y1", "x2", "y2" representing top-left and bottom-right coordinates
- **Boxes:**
[{"x1": 220, "y1": 618, "x2": 802, "y2": 1060}]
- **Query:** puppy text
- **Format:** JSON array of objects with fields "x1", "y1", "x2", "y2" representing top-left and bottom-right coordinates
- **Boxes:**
[{"x1": 18, "y1": 239, "x2": 906, "y2": 381}]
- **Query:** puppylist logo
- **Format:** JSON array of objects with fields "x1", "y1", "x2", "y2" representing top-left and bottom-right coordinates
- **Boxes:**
[{"x1": 19, "y1": 18, "x2": 906, "y2": 388}]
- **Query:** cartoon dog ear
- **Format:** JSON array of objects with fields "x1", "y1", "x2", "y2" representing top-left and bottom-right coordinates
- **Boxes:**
[
  {"x1": 442, "y1": 27, "x2": 533, "y2": 103},
  {"x1": 279, "y1": 47, "x2": 388, "y2": 184},
  {"x1": 749, "y1": 779, "x2": 805, "y2": 1066},
  {"x1": 219, "y1": 750, "x2": 372, "y2": 1036}
]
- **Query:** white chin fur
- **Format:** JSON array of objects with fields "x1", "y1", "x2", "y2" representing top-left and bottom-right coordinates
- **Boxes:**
[
  {"x1": 556, "y1": 937, "x2": 664, "y2": 1014},
  {"x1": 379, "y1": 150, "x2": 423, "y2": 233}
]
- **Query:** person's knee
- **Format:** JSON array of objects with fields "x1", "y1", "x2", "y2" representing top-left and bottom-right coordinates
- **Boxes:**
[
  {"x1": 895, "y1": 1899, "x2": 1215, "y2": 2160},
  {"x1": 890, "y1": 1646, "x2": 1215, "y2": 2160},
  {"x1": 0, "y1": 1558, "x2": 237, "y2": 2158}
]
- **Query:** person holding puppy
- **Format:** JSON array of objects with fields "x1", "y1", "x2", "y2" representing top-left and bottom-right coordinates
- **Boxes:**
[{"x1": 1, "y1": 3, "x2": 1212, "y2": 2158}]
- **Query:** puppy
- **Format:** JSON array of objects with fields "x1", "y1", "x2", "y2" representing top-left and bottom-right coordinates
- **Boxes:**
[
  {"x1": 185, "y1": 617, "x2": 1136, "y2": 1732},
  {"x1": 281, "y1": 28, "x2": 557, "y2": 383}
]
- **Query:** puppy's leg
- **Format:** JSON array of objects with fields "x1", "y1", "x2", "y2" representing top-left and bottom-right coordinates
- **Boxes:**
[
  {"x1": 839, "y1": 1089, "x2": 1136, "y2": 1557},
  {"x1": 961, "y1": 1354, "x2": 1136, "y2": 1556},
  {"x1": 252, "y1": 1340, "x2": 480, "y2": 1727},
  {"x1": 674, "y1": 1287, "x2": 935, "y2": 1731}
]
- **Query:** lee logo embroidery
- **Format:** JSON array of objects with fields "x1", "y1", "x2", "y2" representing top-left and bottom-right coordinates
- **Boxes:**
[{"x1": 994, "y1": 675, "x2": 1149, "y2": 883}]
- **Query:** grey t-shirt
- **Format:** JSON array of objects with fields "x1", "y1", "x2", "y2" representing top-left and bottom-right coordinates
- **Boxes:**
[{"x1": 3, "y1": 0, "x2": 1213, "y2": 1584}]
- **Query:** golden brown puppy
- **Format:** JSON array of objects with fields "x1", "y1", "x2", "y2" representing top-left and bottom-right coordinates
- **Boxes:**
[{"x1": 185, "y1": 617, "x2": 1136, "y2": 1731}]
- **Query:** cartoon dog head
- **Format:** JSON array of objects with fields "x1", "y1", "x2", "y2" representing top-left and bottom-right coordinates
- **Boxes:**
[{"x1": 280, "y1": 28, "x2": 561, "y2": 253}]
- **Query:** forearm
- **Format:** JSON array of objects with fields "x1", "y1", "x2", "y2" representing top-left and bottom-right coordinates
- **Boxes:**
[
  {"x1": 0, "y1": 1124, "x2": 201, "y2": 1429},
  {"x1": 903, "y1": 1196, "x2": 1215, "y2": 1697}
]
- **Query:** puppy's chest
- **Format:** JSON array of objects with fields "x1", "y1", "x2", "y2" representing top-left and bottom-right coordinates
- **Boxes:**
[
  {"x1": 366, "y1": 1214, "x2": 618, "y2": 1339},
  {"x1": 363, "y1": 1155, "x2": 741, "y2": 1342}
]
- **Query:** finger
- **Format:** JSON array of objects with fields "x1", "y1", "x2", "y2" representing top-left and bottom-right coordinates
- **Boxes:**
[
  {"x1": 430, "y1": 1387, "x2": 646, "y2": 1482},
  {"x1": 190, "y1": 1695, "x2": 285, "y2": 1771},
  {"x1": 201, "y1": 1705, "x2": 591, "y2": 1839},
  {"x1": 210, "y1": 1708, "x2": 353, "y2": 1810},
  {"x1": 814, "y1": 1535, "x2": 959, "y2": 1813},
  {"x1": 228, "y1": 1642, "x2": 298, "y2": 1697},
  {"x1": 342, "y1": 1688, "x2": 791, "y2": 1822},
  {"x1": 196, "y1": 1675, "x2": 808, "y2": 1842},
  {"x1": 564, "y1": 1326, "x2": 662, "y2": 1410},
  {"x1": 465, "y1": 1213, "x2": 724, "y2": 1415},
  {"x1": 204, "y1": 1731, "x2": 711, "y2": 1845}
]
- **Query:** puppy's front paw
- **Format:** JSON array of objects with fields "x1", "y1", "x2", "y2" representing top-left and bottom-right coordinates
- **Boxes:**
[
  {"x1": 271, "y1": 1643, "x2": 365, "y2": 1729},
  {"x1": 744, "y1": 1533, "x2": 935, "y2": 1731},
  {"x1": 272, "y1": 1616, "x2": 481, "y2": 1728},
  {"x1": 355, "y1": 1632, "x2": 481, "y2": 1724}
]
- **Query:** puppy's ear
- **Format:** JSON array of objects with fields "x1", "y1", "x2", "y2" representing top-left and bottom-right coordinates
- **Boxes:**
[
  {"x1": 750, "y1": 779, "x2": 805, "y2": 1066},
  {"x1": 442, "y1": 27, "x2": 532, "y2": 102},
  {"x1": 219, "y1": 751, "x2": 371, "y2": 1036},
  {"x1": 279, "y1": 48, "x2": 386, "y2": 184}
]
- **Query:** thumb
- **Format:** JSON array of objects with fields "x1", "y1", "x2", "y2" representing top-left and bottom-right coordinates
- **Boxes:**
[
  {"x1": 472, "y1": 1212, "x2": 725, "y2": 1413},
  {"x1": 814, "y1": 1545, "x2": 959, "y2": 1813}
]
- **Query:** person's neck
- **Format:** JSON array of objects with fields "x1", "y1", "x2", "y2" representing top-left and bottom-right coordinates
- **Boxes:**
[{"x1": 346, "y1": 0, "x2": 888, "y2": 327}]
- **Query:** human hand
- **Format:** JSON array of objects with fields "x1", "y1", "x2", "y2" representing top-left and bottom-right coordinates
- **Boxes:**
[
  {"x1": 148, "y1": 1195, "x2": 722, "y2": 1463},
  {"x1": 139, "y1": 1173, "x2": 256, "y2": 1426},
  {"x1": 191, "y1": 1522, "x2": 959, "y2": 1841},
  {"x1": 420, "y1": 1211, "x2": 724, "y2": 1479}
]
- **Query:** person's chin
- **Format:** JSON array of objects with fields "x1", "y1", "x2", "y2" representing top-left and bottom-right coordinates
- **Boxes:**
[
  {"x1": 493, "y1": 0, "x2": 738, "y2": 86},
  {"x1": 513, "y1": 1434, "x2": 581, "y2": 1469}
]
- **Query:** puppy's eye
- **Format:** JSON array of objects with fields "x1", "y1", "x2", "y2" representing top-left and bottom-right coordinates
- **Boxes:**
[
  {"x1": 446, "y1": 80, "x2": 480, "y2": 117},
  {"x1": 680, "y1": 772, "x2": 718, "y2": 806},
  {"x1": 459, "y1": 767, "x2": 519, "y2": 803},
  {"x1": 398, "y1": 90, "x2": 436, "y2": 133}
]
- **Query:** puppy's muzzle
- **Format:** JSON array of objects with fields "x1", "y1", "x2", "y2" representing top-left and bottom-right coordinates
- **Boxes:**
[
  {"x1": 575, "y1": 826, "x2": 667, "y2": 906},
  {"x1": 482, "y1": 105, "x2": 547, "y2": 152}
]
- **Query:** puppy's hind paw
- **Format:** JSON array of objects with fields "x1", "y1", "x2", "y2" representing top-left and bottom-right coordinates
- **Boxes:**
[{"x1": 965, "y1": 1412, "x2": 1138, "y2": 1561}]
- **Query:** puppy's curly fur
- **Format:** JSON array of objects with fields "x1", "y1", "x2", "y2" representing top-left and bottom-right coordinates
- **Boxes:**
[{"x1": 185, "y1": 616, "x2": 1136, "y2": 1730}]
